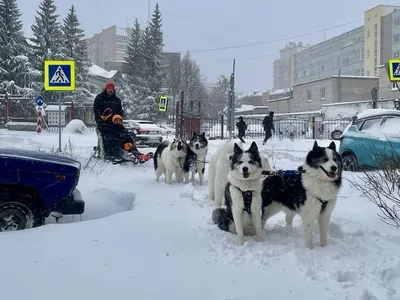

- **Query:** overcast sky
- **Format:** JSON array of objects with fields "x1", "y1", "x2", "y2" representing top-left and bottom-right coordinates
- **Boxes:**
[{"x1": 18, "y1": 0, "x2": 400, "y2": 93}]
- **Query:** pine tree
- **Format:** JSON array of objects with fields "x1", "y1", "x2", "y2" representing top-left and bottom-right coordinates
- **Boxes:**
[
  {"x1": 0, "y1": 0, "x2": 37, "y2": 92},
  {"x1": 144, "y1": 3, "x2": 167, "y2": 95},
  {"x1": 30, "y1": 0, "x2": 65, "y2": 64},
  {"x1": 62, "y1": 5, "x2": 95, "y2": 103}
]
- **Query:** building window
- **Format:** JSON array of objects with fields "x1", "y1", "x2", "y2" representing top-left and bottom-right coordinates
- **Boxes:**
[
  {"x1": 393, "y1": 33, "x2": 400, "y2": 44},
  {"x1": 320, "y1": 88, "x2": 326, "y2": 100},
  {"x1": 367, "y1": 29, "x2": 370, "y2": 38},
  {"x1": 394, "y1": 17, "x2": 400, "y2": 27},
  {"x1": 367, "y1": 49, "x2": 370, "y2": 57},
  {"x1": 361, "y1": 68, "x2": 364, "y2": 76},
  {"x1": 307, "y1": 90, "x2": 312, "y2": 101}
]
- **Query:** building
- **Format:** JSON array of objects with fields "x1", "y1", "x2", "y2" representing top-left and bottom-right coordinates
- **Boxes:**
[
  {"x1": 272, "y1": 42, "x2": 309, "y2": 90},
  {"x1": 294, "y1": 26, "x2": 365, "y2": 85},
  {"x1": 267, "y1": 76, "x2": 379, "y2": 114},
  {"x1": 45, "y1": 105, "x2": 67, "y2": 126},
  {"x1": 88, "y1": 64, "x2": 122, "y2": 92},
  {"x1": 364, "y1": 5, "x2": 400, "y2": 76},
  {"x1": 86, "y1": 25, "x2": 132, "y2": 71}
]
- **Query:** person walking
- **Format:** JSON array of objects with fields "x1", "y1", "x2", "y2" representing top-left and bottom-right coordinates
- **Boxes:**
[
  {"x1": 262, "y1": 111, "x2": 275, "y2": 145},
  {"x1": 236, "y1": 116, "x2": 247, "y2": 143}
]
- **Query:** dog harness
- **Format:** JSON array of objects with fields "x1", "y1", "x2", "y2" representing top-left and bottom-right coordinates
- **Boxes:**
[
  {"x1": 235, "y1": 187, "x2": 253, "y2": 213},
  {"x1": 317, "y1": 197, "x2": 328, "y2": 212}
]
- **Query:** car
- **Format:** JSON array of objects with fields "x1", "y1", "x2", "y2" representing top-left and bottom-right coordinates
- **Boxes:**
[
  {"x1": 123, "y1": 119, "x2": 163, "y2": 147},
  {"x1": 339, "y1": 108, "x2": 400, "y2": 172},
  {"x1": 0, "y1": 148, "x2": 85, "y2": 231}
]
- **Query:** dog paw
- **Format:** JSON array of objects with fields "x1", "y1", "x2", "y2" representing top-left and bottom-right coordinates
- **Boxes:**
[
  {"x1": 254, "y1": 235, "x2": 265, "y2": 243},
  {"x1": 320, "y1": 241, "x2": 328, "y2": 247},
  {"x1": 236, "y1": 237, "x2": 245, "y2": 246}
]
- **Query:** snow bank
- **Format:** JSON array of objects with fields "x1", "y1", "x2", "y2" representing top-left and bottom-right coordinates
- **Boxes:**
[{"x1": 64, "y1": 119, "x2": 90, "y2": 134}]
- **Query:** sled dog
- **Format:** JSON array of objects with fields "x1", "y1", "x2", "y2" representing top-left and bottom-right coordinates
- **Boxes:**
[
  {"x1": 212, "y1": 141, "x2": 265, "y2": 246},
  {"x1": 182, "y1": 132, "x2": 208, "y2": 185},
  {"x1": 261, "y1": 141, "x2": 343, "y2": 249},
  {"x1": 154, "y1": 138, "x2": 187, "y2": 184}
]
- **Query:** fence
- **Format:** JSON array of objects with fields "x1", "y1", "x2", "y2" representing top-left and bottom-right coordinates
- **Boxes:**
[{"x1": 200, "y1": 116, "x2": 353, "y2": 141}]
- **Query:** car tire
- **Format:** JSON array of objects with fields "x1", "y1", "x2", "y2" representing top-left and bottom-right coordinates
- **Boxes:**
[
  {"x1": 331, "y1": 130, "x2": 343, "y2": 140},
  {"x1": 342, "y1": 154, "x2": 359, "y2": 172}
]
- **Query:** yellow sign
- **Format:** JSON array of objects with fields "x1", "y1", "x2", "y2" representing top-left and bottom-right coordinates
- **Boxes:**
[
  {"x1": 159, "y1": 96, "x2": 168, "y2": 112},
  {"x1": 44, "y1": 60, "x2": 76, "y2": 91},
  {"x1": 388, "y1": 59, "x2": 400, "y2": 82}
]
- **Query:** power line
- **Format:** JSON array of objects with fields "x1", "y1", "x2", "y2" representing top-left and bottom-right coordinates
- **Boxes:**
[
  {"x1": 196, "y1": 53, "x2": 276, "y2": 63},
  {"x1": 171, "y1": 18, "x2": 363, "y2": 54}
]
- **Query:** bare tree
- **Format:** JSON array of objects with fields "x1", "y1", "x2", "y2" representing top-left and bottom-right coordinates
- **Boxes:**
[{"x1": 349, "y1": 138, "x2": 400, "y2": 228}]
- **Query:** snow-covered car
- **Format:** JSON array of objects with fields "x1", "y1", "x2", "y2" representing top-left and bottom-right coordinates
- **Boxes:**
[
  {"x1": 123, "y1": 119, "x2": 163, "y2": 147},
  {"x1": 159, "y1": 124, "x2": 175, "y2": 136}
]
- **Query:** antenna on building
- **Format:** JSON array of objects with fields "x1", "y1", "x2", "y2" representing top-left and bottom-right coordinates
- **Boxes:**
[
  {"x1": 323, "y1": 26, "x2": 326, "y2": 41},
  {"x1": 147, "y1": 0, "x2": 151, "y2": 25}
]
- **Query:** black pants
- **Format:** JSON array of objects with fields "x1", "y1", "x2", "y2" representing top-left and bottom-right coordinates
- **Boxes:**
[
  {"x1": 238, "y1": 132, "x2": 245, "y2": 143},
  {"x1": 263, "y1": 130, "x2": 272, "y2": 143}
]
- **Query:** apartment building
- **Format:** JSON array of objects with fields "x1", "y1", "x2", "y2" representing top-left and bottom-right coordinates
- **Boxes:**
[
  {"x1": 294, "y1": 26, "x2": 365, "y2": 85},
  {"x1": 272, "y1": 42, "x2": 309, "y2": 90},
  {"x1": 86, "y1": 25, "x2": 132, "y2": 71}
]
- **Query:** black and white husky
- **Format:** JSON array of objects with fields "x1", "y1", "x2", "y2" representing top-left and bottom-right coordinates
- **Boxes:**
[
  {"x1": 212, "y1": 141, "x2": 265, "y2": 246},
  {"x1": 154, "y1": 138, "x2": 188, "y2": 184},
  {"x1": 182, "y1": 132, "x2": 208, "y2": 185},
  {"x1": 261, "y1": 141, "x2": 343, "y2": 249}
]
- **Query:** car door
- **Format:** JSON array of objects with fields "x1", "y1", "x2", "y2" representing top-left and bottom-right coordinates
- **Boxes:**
[
  {"x1": 356, "y1": 117, "x2": 384, "y2": 168},
  {"x1": 379, "y1": 116, "x2": 400, "y2": 166}
]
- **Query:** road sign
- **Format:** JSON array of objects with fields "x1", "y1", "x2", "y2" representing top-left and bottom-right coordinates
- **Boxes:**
[
  {"x1": 159, "y1": 96, "x2": 168, "y2": 112},
  {"x1": 36, "y1": 95, "x2": 44, "y2": 107},
  {"x1": 388, "y1": 59, "x2": 400, "y2": 82},
  {"x1": 44, "y1": 60, "x2": 75, "y2": 91}
]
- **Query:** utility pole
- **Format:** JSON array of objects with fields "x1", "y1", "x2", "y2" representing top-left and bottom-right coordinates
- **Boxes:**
[
  {"x1": 147, "y1": 0, "x2": 151, "y2": 25},
  {"x1": 228, "y1": 59, "x2": 236, "y2": 141}
]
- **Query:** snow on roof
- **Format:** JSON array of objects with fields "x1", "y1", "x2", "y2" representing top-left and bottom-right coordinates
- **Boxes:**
[
  {"x1": 45, "y1": 105, "x2": 67, "y2": 111},
  {"x1": 321, "y1": 100, "x2": 372, "y2": 107},
  {"x1": 88, "y1": 64, "x2": 118, "y2": 79},
  {"x1": 116, "y1": 28, "x2": 128, "y2": 36},
  {"x1": 356, "y1": 109, "x2": 400, "y2": 119},
  {"x1": 237, "y1": 90, "x2": 268, "y2": 99},
  {"x1": 270, "y1": 88, "x2": 290, "y2": 95}
]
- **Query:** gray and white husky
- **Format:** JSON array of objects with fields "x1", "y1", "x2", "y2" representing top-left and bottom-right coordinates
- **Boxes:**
[
  {"x1": 212, "y1": 141, "x2": 265, "y2": 246},
  {"x1": 153, "y1": 138, "x2": 187, "y2": 184},
  {"x1": 182, "y1": 132, "x2": 208, "y2": 185}
]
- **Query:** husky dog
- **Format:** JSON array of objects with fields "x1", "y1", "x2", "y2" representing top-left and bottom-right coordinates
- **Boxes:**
[
  {"x1": 208, "y1": 140, "x2": 243, "y2": 207},
  {"x1": 212, "y1": 142, "x2": 265, "y2": 246},
  {"x1": 261, "y1": 141, "x2": 343, "y2": 249},
  {"x1": 182, "y1": 132, "x2": 208, "y2": 185},
  {"x1": 154, "y1": 138, "x2": 187, "y2": 184}
]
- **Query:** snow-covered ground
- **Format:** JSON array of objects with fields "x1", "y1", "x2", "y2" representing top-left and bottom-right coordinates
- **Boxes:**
[{"x1": 0, "y1": 128, "x2": 399, "y2": 300}]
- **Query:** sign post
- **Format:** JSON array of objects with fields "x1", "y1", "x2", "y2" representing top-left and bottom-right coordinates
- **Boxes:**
[
  {"x1": 43, "y1": 60, "x2": 75, "y2": 152},
  {"x1": 35, "y1": 96, "x2": 44, "y2": 134},
  {"x1": 158, "y1": 95, "x2": 168, "y2": 112},
  {"x1": 227, "y1": 59, "x2": 236, "y2": 141}
]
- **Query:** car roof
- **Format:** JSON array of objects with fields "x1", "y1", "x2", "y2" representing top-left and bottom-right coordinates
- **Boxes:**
[{"x1": 356, "y1": 109, "x2": 400, "y2": 120}]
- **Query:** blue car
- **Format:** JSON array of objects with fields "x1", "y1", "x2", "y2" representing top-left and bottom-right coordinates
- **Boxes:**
[{"x1": 339, "y1": 109, "x2": 400, "y2": 171}]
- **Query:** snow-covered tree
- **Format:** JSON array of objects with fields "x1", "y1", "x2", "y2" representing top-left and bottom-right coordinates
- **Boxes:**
[
  {"x1": 0, "y1": 0, "x2": 38, "y2": 91},
  {"x1": 62, "y1": 5, "x2": 95, "y2": 103},
  {"x1": 29, "y1": 0, "x2": 65, "y2": 96},
  {"x1": 208, "y1": 75, "x2": 230, "y2": 118},
  {"x1": 179, "y1": 51, "x2": 208, "y2": 113}
]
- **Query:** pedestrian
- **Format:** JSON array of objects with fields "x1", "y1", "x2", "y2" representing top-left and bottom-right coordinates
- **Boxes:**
[
  {"x1": 262, "y1": 111, "x2": 275, "y2": 145},
  {"x1": 236, "y1": 116, "x2": 247, "y2": 143}
]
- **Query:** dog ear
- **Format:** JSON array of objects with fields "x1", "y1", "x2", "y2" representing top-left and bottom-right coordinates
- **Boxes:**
[
  {"x1": 248, "y1": 141, "x2": 258, "y2": 153},
  {"x1": 313, "y1": 140, "x2": 319, "y2": 150},
  {"x1": 192, "y1": 131, "x2": 197, "y2": 137},
  {"x1": 328, "y1": 141, "x2": 336, "y2": 151},
  {"x1": 201, "y1": 132, "x2": 206, "y2": 137},
  {"x1": 233, "y1": 143, "x2": 243, "y2": 155}
]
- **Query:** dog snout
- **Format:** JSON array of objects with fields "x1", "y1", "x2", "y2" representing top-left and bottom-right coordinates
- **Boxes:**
[
  {"x1": 242, "y1": 166, "x2": 249, "y2": 173},
  {"x1": 195, "y1": 143, "x2": 200, "y2": 149},
  {"x1": 331, "y1": 165, "x2": 337, "y2": 172}
]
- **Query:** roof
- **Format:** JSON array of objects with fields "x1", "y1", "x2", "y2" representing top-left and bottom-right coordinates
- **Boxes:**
[
  {"x1": 88, "y1": 64, "x2": 118, "y2": 79},
  {"x1": 356, "y1": 108, "x2": 400, "y2": 119}
]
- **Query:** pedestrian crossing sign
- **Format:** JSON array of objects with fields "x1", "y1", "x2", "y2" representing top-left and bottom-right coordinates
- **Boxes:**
[
  {"x1": 44, "y1": 60, "x2": 75, "y2": 91},
  {"x1": 159, "y1": 95, "x2": 168, "y2": 112},
  {"x1": 388, "y1": 59, "x2": 400, "y2": 82}
]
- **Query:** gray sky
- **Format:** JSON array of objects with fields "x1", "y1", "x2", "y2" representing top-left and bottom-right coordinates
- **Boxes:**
[{"x1": 18, "y1": 0, "x2": 400, "y2": 93}]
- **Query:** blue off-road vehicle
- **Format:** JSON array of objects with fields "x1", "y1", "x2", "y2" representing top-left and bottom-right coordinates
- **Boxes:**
[{"x1": 0, "y1": 148, "x2": 85, "y2": 231}]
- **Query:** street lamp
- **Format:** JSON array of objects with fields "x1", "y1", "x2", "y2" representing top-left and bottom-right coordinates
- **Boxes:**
[{"x1": 394, "y1": 99, "x2": 400, "y2": 110}]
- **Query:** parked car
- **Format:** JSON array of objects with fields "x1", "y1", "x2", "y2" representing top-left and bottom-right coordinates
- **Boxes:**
[
  {"x1": 0, "y1": 148, "x2": 85, "y2": 231},
  {"x1": 339, "y1": 109, "x2": 400, "y2": 171},
  {"x1": 123, "y1": 119, "x2": 163, "y2": 147}
]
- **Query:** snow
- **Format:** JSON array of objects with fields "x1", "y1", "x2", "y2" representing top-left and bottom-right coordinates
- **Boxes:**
[
  {"x1": 63, "y1": 119, "x2": 90, "y2": 135},
  {"x1": 1, "y1": 129, "x2": 400, "y2": 300},
  {"x1": 270, "y1": 88, "x2": 290, "y2": 95},
  {"x1": 88, "y1": 64, "x2": 118, "y2": 79},
  {"x1": 356, "y1": 108, "x2": 400, "y2": 120}
]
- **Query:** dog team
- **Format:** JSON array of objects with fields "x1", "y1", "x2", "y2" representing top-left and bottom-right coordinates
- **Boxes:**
[{"x1": 153, "y1": 132, "x2": 343, "y2": 249}]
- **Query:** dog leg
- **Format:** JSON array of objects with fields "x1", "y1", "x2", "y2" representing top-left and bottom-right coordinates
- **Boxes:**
[
  {"x1": 301, "y1": 210, "x2": 320, "y2": 249},
  {"x1": 198, "y1": 164, "x2": 205, "y2": 186},
  {"x1": 183, "y1": 171, "x2": 190, "y2": 184},
  {"x1": 155, "y1": 166, "x2": 164, "y2": 182},
  {"x1": 250, "y1": 195, "x2": 264, "y2": 242},
  {"x1": 214, "y1": 180, "x2": 225, "y2": 208},
  {"x1": 318, "y1": 211, "x2": 332, "y2": 247},
  {"x1": 230, "y1": 188, "x2": 245, "y2": 246},
  {"x1": 285, "y1": 211, "x2": 296, "y2": 228},
  {"x1": 165, "y1": 169, "x2": 173, "y2": 184}
]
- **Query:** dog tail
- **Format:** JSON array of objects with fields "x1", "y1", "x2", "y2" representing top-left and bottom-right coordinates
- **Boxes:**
[
  {"x1": 212, "y1": 208, "x2": 233, "y2": 232},
  {"x1": 153, "y1": 140, "x2": 169, "y2": 170}
]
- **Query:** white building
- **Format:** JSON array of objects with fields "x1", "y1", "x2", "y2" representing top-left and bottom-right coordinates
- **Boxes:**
[{"x1": 45, "y1": 105, "x2": 67, "y2": 126}]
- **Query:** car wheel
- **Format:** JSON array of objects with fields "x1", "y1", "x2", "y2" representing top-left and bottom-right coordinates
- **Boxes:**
[
  {"x1": 342, "y1": 154, "x2": 358, "y2": 172},
  {"x1": 0, "y1": 202, "x2": 35, "y2": 231},
  {"x1": 331, "y1": 130, "x2": 343, "y2": 140}
]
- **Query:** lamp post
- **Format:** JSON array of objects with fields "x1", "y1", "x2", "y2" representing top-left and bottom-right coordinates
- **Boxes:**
[{"x1": 394, "y1": 99, "x2": 400, "y2": 110}]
